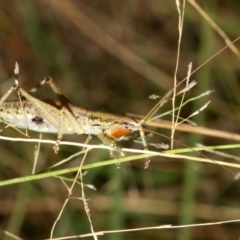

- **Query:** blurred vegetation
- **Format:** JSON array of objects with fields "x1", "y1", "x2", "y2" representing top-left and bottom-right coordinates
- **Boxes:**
[{"x1": 0, "y1": 1, "x2": 240, "y2": 240}]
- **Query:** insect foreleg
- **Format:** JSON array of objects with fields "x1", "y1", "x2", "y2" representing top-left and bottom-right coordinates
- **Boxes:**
[
  {"x1": 138, "y1": 126, "x2": 150, "y2": 169},
  {"x1": 98, "y1": 133, "x2": 124, "y2": 167}
]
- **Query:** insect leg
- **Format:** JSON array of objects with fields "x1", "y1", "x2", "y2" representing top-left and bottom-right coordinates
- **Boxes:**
[
  {"x1": 0, "y1": 62, "x2": 20, "y2": 106},
  {"x1": 139, "y1": 126, "x2": 150, "y2": 169},
  {"x1": 29, "y1": 77, "x2": 71, "y2": 103},
  {"x1": 98, "y1": 134, "x2": 124, "y2": 167},
  {"x1": 0, "y1": 63, "x2": 29, "y2": 135},
  {"x1": 0, "y1": 87, "x2": 15, "y2": 106},
  {"x1": 53, "y1": 108, "x2": 64, "y2": 154}
]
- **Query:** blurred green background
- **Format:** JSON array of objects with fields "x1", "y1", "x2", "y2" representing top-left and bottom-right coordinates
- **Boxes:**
[{"x1": 0, "y1": 1, "x2": 240, "y2": 239}]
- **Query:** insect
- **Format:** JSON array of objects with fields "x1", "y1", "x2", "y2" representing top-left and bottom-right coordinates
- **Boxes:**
[{"x1": 0, "y1": 63, "x2": 149, "y2": 167}]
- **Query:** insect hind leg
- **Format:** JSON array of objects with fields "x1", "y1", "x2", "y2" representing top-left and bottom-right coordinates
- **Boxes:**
[{"x1": 28, "y1": 77, "x2": 71, "y2": 104}]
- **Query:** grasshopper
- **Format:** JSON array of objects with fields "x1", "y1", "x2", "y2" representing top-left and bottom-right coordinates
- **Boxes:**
[{"x1": 0, "y1": 63, "x2": 149, "y2": 166}]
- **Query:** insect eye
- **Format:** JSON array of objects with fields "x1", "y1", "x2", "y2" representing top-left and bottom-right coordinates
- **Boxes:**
[{"x1": 121, "y1": 122, "x2": 129, "y2": 128}]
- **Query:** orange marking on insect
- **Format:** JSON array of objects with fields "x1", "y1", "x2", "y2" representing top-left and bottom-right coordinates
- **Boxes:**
[{"x1": 107, "y1": 123, "x2": 132, "y2": 140}]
